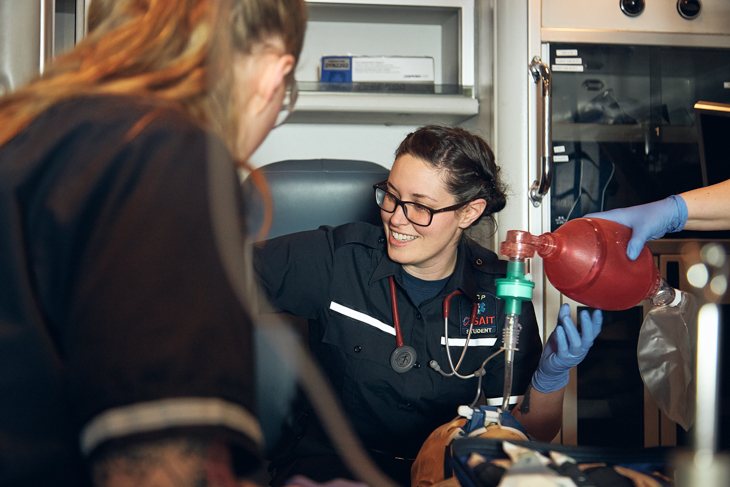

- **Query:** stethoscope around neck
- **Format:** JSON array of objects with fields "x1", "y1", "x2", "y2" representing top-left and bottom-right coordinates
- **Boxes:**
[{"x1": 388, "y1": 275, "x2": 488, "y2": 378}]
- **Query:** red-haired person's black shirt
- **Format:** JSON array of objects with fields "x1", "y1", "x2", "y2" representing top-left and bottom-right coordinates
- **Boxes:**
[{"x1": 0, "y1": 96, "x2": 261, "y2": 486}]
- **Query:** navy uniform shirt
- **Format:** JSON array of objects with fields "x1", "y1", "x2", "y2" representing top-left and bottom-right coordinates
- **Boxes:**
[{"x1": 254, "y1": 222, "x2": 541, "y2": 458}]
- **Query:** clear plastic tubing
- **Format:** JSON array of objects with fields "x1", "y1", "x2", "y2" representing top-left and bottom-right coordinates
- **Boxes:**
[
  {"x1": 501, "y1": 313, "x2": 521, "y2": 410},
  {"x1": 495, "y1": 259, "x2": 534, "y2": 411}
]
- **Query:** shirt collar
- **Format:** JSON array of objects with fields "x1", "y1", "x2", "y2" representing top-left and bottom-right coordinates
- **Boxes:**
[
  {"x1": 369, "y1": 240, "x2": 478, "y2": 300},
  {"x1": 449, "y1": 240, "x2": 478, "y2": 299},
  {"x1": 370, "y1": 253, "x2": 399, "y2": 284}
]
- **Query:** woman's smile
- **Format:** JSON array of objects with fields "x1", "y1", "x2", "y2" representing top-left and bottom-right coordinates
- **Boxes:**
[{"x1": 390, "y1": 230, "x2": 418, "y2": 243}]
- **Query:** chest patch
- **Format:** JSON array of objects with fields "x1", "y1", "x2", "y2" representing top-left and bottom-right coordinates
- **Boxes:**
[{"x1": 458, "y1": 292, "x2": 498, "y2": 337}]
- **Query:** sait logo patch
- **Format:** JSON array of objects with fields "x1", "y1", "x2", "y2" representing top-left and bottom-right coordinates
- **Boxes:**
[{"x1": 458, "y1": 293, "x2": 498, "y2": 337}]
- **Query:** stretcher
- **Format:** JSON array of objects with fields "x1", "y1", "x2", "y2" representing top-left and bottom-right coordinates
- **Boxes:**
[
  {"x1": 450, "y1": 437, "x2": 673, "y2": 487},
  {"x1": 411, "y1": 406, "x2": 675, "y2": 487}
]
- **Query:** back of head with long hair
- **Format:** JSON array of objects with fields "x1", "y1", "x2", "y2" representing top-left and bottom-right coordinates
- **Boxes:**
[{"x1": 0, "y1": 0, "x2": 307, "y2": 151}]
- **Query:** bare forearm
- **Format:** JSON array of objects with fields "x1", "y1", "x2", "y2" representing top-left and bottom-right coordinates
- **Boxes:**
[
  {"x1": 681, "y1": 179, "x2": 730, "y2": 231},
  {"x1": 91, "y1": 438, "x2": 250, "y2": 487},
  {"x1": 510, "y1": 383, "x2": 565, "y2": 442}
]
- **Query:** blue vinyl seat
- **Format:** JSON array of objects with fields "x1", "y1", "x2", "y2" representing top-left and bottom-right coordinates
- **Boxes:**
[
  {"x1": 243, "y1": 158, "x2": 390, "y2": 240},
  {"x1": 246, "y1": 158, "x2": 390, "y2": 459}
]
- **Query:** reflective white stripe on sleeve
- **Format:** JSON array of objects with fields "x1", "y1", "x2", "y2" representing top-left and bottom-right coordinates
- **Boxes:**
[
  {"x1": 80, "y1": 397, "x2": 262, "y2": 455},
  {"x1": 440, "y1": 337, "x2": 497, "y2": 347},
  {"x1": 486, "y1": 395, "x2": 523, "y2": 406},
  {"x1": 330, "y1": 301, "x2": 395, "y2": 336}
]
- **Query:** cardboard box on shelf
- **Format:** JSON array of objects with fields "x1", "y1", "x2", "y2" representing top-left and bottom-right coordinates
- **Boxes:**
[{"x1": 320, "y1": 56, "x2": 435, "y2": 83}]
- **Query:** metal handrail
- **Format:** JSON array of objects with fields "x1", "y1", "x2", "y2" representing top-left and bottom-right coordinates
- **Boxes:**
[
  {"x1": 39, "y1": 0, "x2": 54, "y2": 74},
  {"x1": 528, "y1": 56, "x2": 552, "y2": 207}
]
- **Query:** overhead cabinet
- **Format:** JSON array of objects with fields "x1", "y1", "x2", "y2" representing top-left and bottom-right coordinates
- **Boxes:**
[{"x1": 293, "y1": 0, "x2": 477, "y2": 125}]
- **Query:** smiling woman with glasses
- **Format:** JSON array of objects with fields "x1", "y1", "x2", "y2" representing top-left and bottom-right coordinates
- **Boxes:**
[{"x1": 254, "y1": 125, "x2": 601, "y2": 487}]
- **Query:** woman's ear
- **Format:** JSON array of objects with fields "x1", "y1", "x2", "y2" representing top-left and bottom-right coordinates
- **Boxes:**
[
  {"x1": 233, "y1": 48, "x2": 296, "y2": 161},
  {"x1": 459, "y1": 198, "x2": 487, "y2": 229},
  {"x1": 252, "y1": 53, "x2": 295, "y2": 114}
]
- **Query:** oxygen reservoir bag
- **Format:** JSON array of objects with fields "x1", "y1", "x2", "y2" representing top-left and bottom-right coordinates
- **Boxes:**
[{"x1": 637, "y1": 290, "x2": 698, "y2": 431}]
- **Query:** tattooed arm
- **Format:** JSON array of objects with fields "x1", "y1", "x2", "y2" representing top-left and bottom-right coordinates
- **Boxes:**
[
  {"x1": 510, "y1": 383, "x2": 566, "y2": 442},
  {"x1": 510, "y1": 305, "x2": 602, "y2": 442},
  {"x1": 90, "y1": 438, "x2": 259, "y2": 487}
]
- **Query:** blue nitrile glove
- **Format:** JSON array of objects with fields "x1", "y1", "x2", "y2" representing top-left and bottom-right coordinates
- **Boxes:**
[
  {"x1": 532, "y1": 304, "x2": 603, "y2": 393},
  {"x1": 584, "y1": 195, "x2": 688, "y2": 260}
]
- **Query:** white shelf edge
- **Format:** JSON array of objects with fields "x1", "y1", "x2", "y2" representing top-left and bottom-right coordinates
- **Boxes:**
[
  {"x1": 288, "y1": 91, "x2": 479, "y2": 125},
  {"x1": 295, "y1": 91, "x2": 479, "y2": 115}
]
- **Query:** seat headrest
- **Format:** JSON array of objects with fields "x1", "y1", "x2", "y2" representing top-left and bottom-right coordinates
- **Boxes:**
[{"x1": 243, "y1": 159, "x2": 390, "y2": 239}]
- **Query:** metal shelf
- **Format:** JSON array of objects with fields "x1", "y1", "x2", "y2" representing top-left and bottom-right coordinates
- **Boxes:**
[{"x1": 289, "y1": 83, "x2": 479, "y2": 125}]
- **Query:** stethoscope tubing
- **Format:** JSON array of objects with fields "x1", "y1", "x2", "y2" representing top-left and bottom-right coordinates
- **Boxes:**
[
  {"x1": 388, "y1": 276, "x2": 481, "y2": 378},
  {"x1": 389, "y1": 276, "x2": 405, "y2": 348},
  {"x1": 442, "y1": 290, "x2": 480, "y2": 378}
]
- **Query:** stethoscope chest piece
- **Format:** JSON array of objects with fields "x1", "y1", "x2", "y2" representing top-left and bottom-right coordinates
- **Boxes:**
[{"x1": 390, "y1": 345, "x2": 417, "y2": 373}]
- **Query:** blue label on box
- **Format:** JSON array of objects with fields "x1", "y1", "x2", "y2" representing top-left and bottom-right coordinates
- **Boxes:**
[{"x1": 321, "y1": 56, "x2": 352, "y2": 82}]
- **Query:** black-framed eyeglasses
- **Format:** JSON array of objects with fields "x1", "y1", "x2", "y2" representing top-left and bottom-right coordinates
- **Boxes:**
[
  {"x1": 274, "y1": 79, "x2": 298, "y2": 128},
  {"x1": 373, "y1": 182, "x2": 470, "y2": 227}
]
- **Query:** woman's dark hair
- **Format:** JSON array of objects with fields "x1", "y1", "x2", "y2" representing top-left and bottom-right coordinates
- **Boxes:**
[{"x1": 394, "y1": 125, "x2": 507, "y2": 224}]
